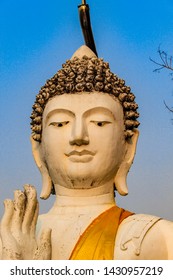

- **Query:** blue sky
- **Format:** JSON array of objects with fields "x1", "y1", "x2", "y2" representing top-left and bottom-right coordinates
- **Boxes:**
[{"x1": 0, "y1": 0, "x2": 173, "y2": 219}]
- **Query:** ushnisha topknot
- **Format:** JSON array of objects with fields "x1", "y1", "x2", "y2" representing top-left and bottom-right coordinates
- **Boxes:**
[{"x1": 30, "y1": 46, "x2": 139, "y2": 142}]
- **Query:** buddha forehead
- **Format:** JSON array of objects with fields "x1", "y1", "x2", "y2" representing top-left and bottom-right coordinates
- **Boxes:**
[{"x1": 42, "y1": 92, "x2": 124, "y2": 122}]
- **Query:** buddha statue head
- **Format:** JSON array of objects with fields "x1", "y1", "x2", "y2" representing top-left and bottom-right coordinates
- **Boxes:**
[{"x1": 30, "y1": 46, "x2": 140, "y2": 199}]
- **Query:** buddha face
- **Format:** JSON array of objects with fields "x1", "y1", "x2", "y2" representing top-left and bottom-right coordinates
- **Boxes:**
[{"x1": 41, "y1": 92, "x2": 127, "y2": 189}]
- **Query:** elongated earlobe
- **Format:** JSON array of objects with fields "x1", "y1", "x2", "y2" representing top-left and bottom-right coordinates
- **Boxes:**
[
  {"x1": 30, "y1": 137, "x2": 52, "y2": 199},
  {"x1": 114, "y1": 129, "x2": 139, "y2": 196}
]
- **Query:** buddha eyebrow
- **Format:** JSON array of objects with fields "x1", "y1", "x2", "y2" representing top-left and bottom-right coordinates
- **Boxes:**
[
  {"x1": 45, "y1": 109, "x2": 75, "y2": 123},
  {"x1": 83, "y1": 107, "x2": 115, "y2": 120}
]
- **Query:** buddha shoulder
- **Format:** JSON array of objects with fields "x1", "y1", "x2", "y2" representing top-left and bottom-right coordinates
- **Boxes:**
[{"x1": 114, "y1": 213, "x2": 173, "y2": 260}]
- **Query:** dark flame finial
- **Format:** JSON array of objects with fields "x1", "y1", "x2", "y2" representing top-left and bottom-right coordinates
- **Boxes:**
[{"x1": 78, "y1": 1, "x2": 98, "y2": 56}]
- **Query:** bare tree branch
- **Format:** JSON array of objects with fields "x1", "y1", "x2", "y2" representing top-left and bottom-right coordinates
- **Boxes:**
[
  {"x1": 164, "y1": 100, "x2": 173, "y2": 113},
  {"x1": 150, "y1": 47, "x2": 173, "y2": 116},
  {"x1": 150, "y1": 47, "x2": 173, "y2": 73}
]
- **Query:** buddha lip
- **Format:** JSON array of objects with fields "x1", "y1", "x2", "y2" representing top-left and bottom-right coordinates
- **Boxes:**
[{"x1": 65, "y1": 150, "x2": 95, "y2": 156}]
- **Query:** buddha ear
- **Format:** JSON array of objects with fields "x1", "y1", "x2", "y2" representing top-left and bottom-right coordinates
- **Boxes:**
[
  {"x1": 114, "y1": 129, "x2": 139, "y2": 196},
  {"x1": 30, "y1": 136, "x2": 52, "y2": 200}
]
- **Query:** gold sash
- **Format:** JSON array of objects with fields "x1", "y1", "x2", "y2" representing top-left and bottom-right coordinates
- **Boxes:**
[{"x1": 69, "y1": 206, "x2": 133, "y2": 260}]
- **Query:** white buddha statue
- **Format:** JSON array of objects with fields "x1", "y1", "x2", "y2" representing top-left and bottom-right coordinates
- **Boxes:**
[{"x1": 0, "y1": 46, "x2": 173, "y2": 260}]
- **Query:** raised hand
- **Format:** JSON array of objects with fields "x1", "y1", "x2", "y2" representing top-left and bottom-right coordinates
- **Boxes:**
[{"x1": 0, "y1": 185, "x2": 51, "y2": 260}]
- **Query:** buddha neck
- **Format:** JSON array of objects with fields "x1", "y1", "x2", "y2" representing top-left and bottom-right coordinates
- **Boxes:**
[{"x1": 49, "y1": 181, "x2": 116, "y2": 214}]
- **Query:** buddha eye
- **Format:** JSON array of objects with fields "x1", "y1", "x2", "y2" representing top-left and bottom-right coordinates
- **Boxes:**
[
  {"x1": 97, "y1": 122, "x2": 105, "y2": 127},
  {"x1": 49, "y1": 121, "x2": 69, "y2": 127},
  {"x1": 91, "y1": 121, "x2": 111, "y2": 127}
]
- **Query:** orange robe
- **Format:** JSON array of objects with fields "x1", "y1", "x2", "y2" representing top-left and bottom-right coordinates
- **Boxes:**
[{"x1": 69, "y1": 205, "x2": 133, "y2": 260}]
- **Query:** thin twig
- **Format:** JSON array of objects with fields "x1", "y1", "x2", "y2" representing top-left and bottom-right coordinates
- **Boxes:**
[{"x1": 164, "y1": 100, "x2": 173, "y2": 113}]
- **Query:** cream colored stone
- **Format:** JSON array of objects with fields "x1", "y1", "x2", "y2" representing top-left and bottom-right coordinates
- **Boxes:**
[
  {"x1": 0, "y1": 185, "x2": 51, "y2": 260},
  {"x1": 41, "y1": 93, "x2": 127, "y2": 189},
  {"x1": 71, "y1": 45, "x2": 96, "y2": 59},
  {"x1": 34, "y1": 92, "x2": 173, "y2": 260},
  {"x1": 0, "y1": 45, "x2": 173, "y2": 260},
  {"x1": 115, "y1": 215, "x2": 173, "y2": 259}
]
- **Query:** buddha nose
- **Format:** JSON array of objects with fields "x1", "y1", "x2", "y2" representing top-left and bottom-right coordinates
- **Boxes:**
[{"x1": 69, "y1": 118, "x2": 89, "y2": 146}]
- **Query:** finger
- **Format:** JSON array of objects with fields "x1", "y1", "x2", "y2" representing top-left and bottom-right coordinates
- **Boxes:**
[
  {"x1": 0, "y1": 200, "x2": 23, "y2": 260},
  {"x1": 0, "y1": 199, "x2": 14, "y2": 235},
  {"x1": 22, "y1": 185, "x2": 37, "y2": 234},
  {"x1": 30, "y1": 201, "x2": 39, "y2": 238},
  {"x1": 34, "y1": 228, "x2": 52, "y2": 260},
  {"x1": 11, "y1": 190, "x2": 26, "y2": 233}
]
